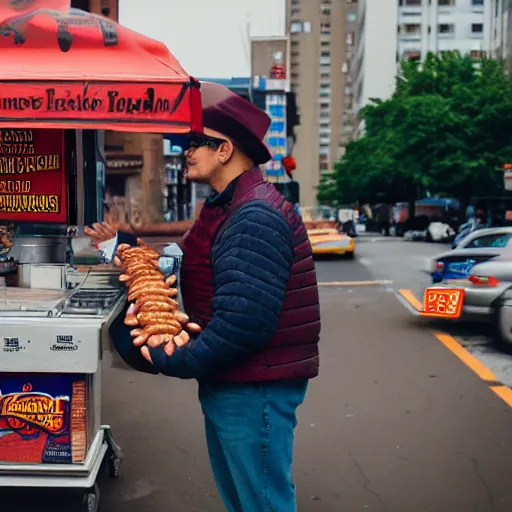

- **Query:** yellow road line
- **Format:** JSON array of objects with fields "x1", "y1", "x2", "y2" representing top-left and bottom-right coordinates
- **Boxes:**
[
  {"x1": 398, "y1": 289, "x2": 423, "y2": 311},
  {"x1": 490, "y1": 386, "x2": 512, "y2": 408},
  {"x1": 318, "y1": 280, "x2": 393, "y2": 287},
  {"x1": 432, "y1": 332, "x2": 498, "y2": 383}
]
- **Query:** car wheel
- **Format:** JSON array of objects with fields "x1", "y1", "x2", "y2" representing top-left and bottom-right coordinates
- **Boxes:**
[{"x1": 493, "y1": 303, "x2": 512, "y2": 353}]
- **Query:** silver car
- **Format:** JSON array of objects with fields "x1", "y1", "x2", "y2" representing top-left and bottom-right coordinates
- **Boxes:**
[
  {"x1": 429, "y1": 227, "x2": 512, "y2": 284},
  {"x1": 426, "y1": 227, "x2": 512, "y2": 347}
]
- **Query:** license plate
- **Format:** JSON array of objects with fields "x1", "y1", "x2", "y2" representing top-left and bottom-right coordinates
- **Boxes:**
[{"x1": 421, "y1": 288, "x2": 465, "y2": 319}]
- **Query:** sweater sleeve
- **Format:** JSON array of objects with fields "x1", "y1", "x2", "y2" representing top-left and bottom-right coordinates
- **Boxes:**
[{"x1": 148, "y1": 201, "x2": 295, "y2": 379}]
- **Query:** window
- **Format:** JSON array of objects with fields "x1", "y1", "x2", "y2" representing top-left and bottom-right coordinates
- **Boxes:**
[
  {"x1": 470, "y1": 49, "x2": 485, "y2": 58},
  {"x1": 399, "y1": 0, "x2": 421, "y2": 5},
  {"x1": 321, "y1": 7, "x2": 331, "y2": 15},
  {"x1": 291, "y1": 8, "x2": 300, "y2": 16},
  {"x1": 320, "y1": 162, "x2": 330, "y2": 171},
  {"x1": 439, "y1": 23, "x2": 455, "y2": 35},
  {"x1": 472, "y1": 23, "x2": 483, "y2": 34},
  {"x1": 320, "y1": 72, "x2": 330, "y2": 79},
  {"x1": 291, "y1": 0, "x2": 300, "y2": 4},
  {"x1": 321, "y1": 41, "x2": 330, "y2": 47},
  {"x1": 472, "y1": 0, "x2": 483, "y2": 6},
  {"x1": 321, "y1": 22, "x2": 331, "y2": 34},
  {"x1": 319, "y1": 112, "x2": 330, "y2": 118},
  {"x1": 405, "y1": 24, "x2": 420, "y2": 33},
  {"x1": 403, "y1": 50, "x2": 421, "y2": 61},
  {"x1": 320, "y1": 83, "x2": 330, "y2": 89},
  {"x1": 319, "y1": 123, "x2": 330, "y2": 130},
  {"x1": 438, "y1": 0, "x2": 455, "y2": 6},
  {"x1": 346, "y1": 12, "x2": 357, "y2": 24},
  {"x1": 463, "y1": 233, "x2": 512, "y2": 249},
  {"x1": 290, "y1": 21, "x2": 303, "y2": 33}
]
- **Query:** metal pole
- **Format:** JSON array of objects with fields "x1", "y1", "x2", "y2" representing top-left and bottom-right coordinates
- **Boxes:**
[
  {"x1": 75, "y1": 130, "x2": 85, "y2": 235},
  {"x1": 247, "y1": 16, "x2": 254, "y2": 104}
]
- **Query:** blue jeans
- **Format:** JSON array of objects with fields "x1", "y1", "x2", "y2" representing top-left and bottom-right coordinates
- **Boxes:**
[{"x1": 198, "y1": 380, "x2": 308, "y2": 512}]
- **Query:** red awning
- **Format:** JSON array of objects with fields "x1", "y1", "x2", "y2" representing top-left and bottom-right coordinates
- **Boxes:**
[{"x1": 0, "y1": 0, "x2": 202, "y2": 133}]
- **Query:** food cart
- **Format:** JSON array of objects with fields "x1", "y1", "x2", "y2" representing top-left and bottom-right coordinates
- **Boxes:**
[{"x1": 0, "y1": 2, "x2": 201, "y2": 510}]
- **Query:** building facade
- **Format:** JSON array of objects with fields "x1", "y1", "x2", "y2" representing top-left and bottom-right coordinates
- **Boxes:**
[
  {"x1": 251, "y1": 36, "x2": 290, "y2": 182},
  {"x1": 354, "y1": 0, "x2": 490, "y2": 135},
  {"x1": 285, "y1": 0, "x2": 352, "y2": 208},
  {"x1": 339, "y1": 1, "x2": 357, "y2": 157},
  {"x1": 398, "y1": 0, "x2": 489, "y2": 61},
  {"x1": 488, "y1": 0, "x2": 512, "y2": 64},
  {"x1": 353, "y1": 0, "x2": 398, "y2": 137}
]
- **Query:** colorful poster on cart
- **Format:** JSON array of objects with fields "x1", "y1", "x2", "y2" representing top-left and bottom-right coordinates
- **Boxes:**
[
  {"x1": 0, "y1": 373, "x2": 87, "y2": 464},
  {"x1": 0, "y1": 128, "x2": 67, "y2": 223}
]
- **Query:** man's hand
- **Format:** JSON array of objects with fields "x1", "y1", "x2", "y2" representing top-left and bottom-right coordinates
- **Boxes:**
[
  {"x1": 123, "y1": 301, "x2": 202, "y2": 362},
  {"x1": 84, "y1": 221, "x2": 118, "y2": 246}
]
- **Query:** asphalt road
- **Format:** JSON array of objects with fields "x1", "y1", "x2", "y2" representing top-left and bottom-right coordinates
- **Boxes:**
[
  {"x1": 351, "y1": 236, "x2": 512, "y2": 388},
  {"x1": 5, "y1": 236, "x2": 512, "y2": 511}
]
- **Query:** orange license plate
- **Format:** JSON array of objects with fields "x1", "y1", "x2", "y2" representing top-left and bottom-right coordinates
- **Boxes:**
[{"x1": 421, "y1": 288, "x2": 465, "y2": 319}]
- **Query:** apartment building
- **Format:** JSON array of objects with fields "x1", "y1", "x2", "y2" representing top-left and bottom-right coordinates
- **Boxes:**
[
  {"x1": 340, "y1": 1, "x2": 357, "y2": 156},
  {"x1": 354, "y1": 0, "x2": 398, "y2": 137},
  {"x1": 488, "y1": 0, "x2": 512, "y2": 63},
  {"x1": 354, "y1": 0, "x2": 491, "y2": 133},
  {"x1": 285, "y1": 0, "x2": 353, "y2": 208}
]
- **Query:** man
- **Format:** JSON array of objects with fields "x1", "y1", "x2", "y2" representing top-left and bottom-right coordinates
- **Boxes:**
[{"x1": 104, "y1": 82, "x2": 321, "y2": 512}]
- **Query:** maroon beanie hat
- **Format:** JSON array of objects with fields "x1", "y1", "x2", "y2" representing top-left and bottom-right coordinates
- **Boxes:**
[{"x1": 200, "y1": 81, "x2": 272, "y2": 164}]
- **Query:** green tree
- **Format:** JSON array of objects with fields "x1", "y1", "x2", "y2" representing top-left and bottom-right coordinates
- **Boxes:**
[{"x1": 318, "y1": 53, "x2": 512, "y2": 210}]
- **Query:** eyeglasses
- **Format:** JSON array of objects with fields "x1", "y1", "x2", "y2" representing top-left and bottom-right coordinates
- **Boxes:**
[{"x1": 187, "y1": 134, "x2": 228, "y2": 150}]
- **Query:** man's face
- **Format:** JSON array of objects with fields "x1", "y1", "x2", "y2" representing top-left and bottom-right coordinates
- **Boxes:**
[{"x1": 185, "y1": 128, "x2": 230, "y2": 184}]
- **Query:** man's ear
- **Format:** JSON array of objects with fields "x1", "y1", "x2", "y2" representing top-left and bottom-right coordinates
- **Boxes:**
[{"x1": 218, "y1": 139, "x2": 235, "y2": 164}]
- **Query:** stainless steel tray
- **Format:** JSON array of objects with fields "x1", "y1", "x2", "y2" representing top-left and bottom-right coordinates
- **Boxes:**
[{"x1": 0, "y1": 287, "x2": 68, "y2": 317}]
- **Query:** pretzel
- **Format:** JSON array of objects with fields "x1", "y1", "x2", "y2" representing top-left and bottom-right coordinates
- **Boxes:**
[
  {"x1": 128, "y1": 287, "x2": 177, "y2": 302},
  {"x1": 119, "y1": 269, "x2": 162, "y2": 282},
  {"x1": 121, "y1": 248, "x2": 159, "y2": 261},
  {"x1": 137, "y1": 312, "x2": 181, "y2": 327},
  {"x1": 144, "y1": 323, "x2": 182, "y2": 336},
  {"x1": 139, "y1": 301, "x2": 178, "y2": 313},
  {"x1": 128, "y1": 277, "x2": 165, "y2": 293},
  {"x1": 124, "y1": 261, "x2": 159, "y2": 273}
]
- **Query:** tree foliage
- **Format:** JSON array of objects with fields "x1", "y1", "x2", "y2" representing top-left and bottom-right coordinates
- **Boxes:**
[{"x1": 318, "y1": 52, "x2": 512, "y2": 207}]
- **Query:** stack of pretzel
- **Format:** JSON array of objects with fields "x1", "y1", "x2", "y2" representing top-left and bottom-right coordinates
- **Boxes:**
[{"x1": 115, "y1": 242, "x2": 183, "y2": 347}]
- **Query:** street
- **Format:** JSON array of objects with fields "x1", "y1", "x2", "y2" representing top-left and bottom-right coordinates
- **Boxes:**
[{"x1": 6, "y1": 236, "x2": 512, "y2": 511}]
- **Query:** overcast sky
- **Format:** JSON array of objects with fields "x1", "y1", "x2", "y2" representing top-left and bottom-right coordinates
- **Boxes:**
[{"x1": 119, "y1": 0, "x2": 285, "y2": 78}]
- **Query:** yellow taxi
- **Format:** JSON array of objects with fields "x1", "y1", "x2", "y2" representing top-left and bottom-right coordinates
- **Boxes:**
[
  {"x1": 307, "y1": 228, "x2": 355, "y2": 258},
  {"x1": 301, "y1": 207, "x2": 355, "y2": 258}
]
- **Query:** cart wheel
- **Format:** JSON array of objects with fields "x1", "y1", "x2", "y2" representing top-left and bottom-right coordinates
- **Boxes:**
[
  {"x1": 108, "y1": 454, "x2": 121, "y2": 478},
  {"x1": 82, "y1": 482, "x2": 100, "y2": 512}
]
